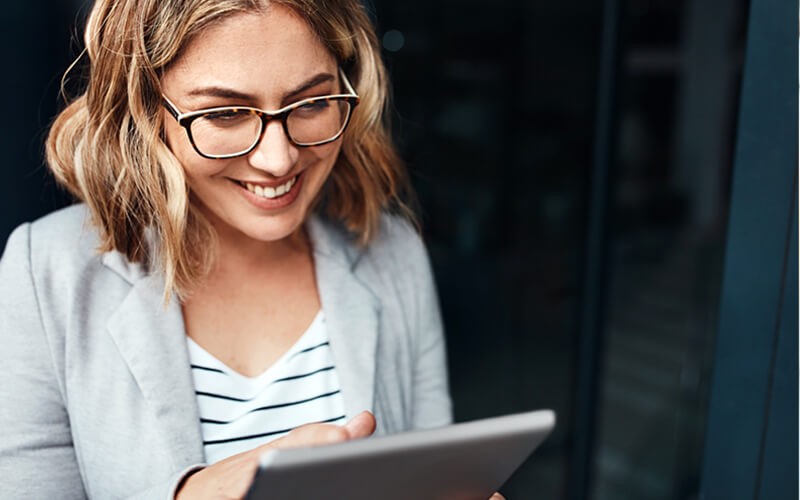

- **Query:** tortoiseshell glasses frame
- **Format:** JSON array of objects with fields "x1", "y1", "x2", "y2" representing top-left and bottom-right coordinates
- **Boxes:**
[{"x1": 161, "y1": 68, "x2": 360, "y2": 160}]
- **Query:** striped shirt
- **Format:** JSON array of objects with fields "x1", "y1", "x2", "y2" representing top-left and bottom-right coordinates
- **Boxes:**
[{"x1": 186, "y1": 311, "x2": 347, "y2": 464}]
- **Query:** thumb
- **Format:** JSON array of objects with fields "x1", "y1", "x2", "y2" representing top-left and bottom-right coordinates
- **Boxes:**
[{"x1": 344, "y1": 411, "x2": 377, "y2": 439}]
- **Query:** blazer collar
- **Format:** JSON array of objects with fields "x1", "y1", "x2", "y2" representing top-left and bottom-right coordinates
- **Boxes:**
[
  {"x1": 102, "y1": 251, "x2": 148, "y2": 285},
  {"x1": 306, "y1": 215, "x2": 381, "y2": 420},
  {"x1": 105, "y1": 273, "x2": 205, "y2": 467},
  {"x1": 102, "y1": 214, "x2": 380, "y2": 467}
]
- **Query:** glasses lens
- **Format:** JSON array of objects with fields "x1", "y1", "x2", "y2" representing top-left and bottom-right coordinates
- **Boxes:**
[
  {"x1": 190, "y1": 110, "x2": 262, "y2": 157},
  {"x1": 287, "y1": 98, "x2": 352, "y2": 145}
]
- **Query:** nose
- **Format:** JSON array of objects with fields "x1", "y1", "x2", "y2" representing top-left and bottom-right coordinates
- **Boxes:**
[{"x1": 246, "y1": 120, "x2": 299, "y2": 177}]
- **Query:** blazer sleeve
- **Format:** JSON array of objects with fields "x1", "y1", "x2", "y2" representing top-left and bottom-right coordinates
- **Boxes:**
[
  {"x1": 0, "y1": 223, "x2": 87, "y2": 499},
  {"x1": 0, "y1": 224, "x2": 199, "y2": 500},
  {"x1": 406, "y1": 228, "x2": 454, "y2": 429}
]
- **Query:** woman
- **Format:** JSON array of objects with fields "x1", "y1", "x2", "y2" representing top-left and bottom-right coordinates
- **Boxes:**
[{"x1": 0, "y1": 0, "x2": 471, "y2": 498}]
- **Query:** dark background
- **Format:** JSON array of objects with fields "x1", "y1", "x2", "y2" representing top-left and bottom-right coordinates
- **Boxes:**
[
  {"x1": 0, "y1": 0, "x2": 795, "y2": 499},
  {"x1": 370, "y1": 1, "x2": 748, "y2": 498}
]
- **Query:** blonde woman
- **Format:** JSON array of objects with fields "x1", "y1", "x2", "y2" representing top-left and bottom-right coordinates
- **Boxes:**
[{"x1": 0, "y1": 0, "x2": 510, "y2": 498}]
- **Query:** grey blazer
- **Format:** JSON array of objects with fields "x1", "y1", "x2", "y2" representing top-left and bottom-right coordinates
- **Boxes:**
[{"x1": 0, "y1": 204, "x2": 452, "y2": 499}]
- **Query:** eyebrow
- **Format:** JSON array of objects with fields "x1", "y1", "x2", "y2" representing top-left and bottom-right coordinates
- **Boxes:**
[{"x1": 186, "y1": 72, "x2": 336, "y2": 104}]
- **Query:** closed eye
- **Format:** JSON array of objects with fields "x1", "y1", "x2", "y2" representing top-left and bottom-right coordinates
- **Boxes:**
[
  {"x1": 196, "y1": 109, "x2": 256, "y2": 130},
  {"x1": 203, "y1": 109, "x2": 249, "y2": 121},
  {"x1": 293, "y1": 100, "x2": 330, "y2": 116}
]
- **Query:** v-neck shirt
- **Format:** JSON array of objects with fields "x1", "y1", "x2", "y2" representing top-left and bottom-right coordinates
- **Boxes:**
[{"x1": 185, "y1": 311, "x2": 347, "y2": 464}]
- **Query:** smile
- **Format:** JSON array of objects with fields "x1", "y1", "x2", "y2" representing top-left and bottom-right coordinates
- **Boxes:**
[{"x1": 239, "y1": 175, "x2": 298, "y2": 199}]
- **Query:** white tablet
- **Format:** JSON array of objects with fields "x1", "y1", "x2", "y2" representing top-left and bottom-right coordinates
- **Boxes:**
[{"x1": 246, "y1": 409, "x2": 555, "y2": 500}]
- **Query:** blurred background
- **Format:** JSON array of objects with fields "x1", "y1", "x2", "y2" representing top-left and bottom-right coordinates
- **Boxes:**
[{"x1": 0, "y1": 0, "x2": 795, "y2": 499}]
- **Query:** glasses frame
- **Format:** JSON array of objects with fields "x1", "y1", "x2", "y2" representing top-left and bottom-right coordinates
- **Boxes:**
[{"x1": 162, "y1": 68, "x2": 360, "y2": 160}]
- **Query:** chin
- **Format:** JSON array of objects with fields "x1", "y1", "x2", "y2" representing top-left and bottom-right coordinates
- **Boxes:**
[
  {"x1": 240, "y1": 211, "x2": 308, "y2": 243},
  {"x1": 195, "y1": 180, "x2": 320, "y2": 247}
]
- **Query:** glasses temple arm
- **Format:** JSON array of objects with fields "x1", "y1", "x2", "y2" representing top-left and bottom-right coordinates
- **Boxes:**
[
  {"x1": 161, "y1": 95, "x2": 181, "y2": 119},
  {"x1": 338, "y1": 68, "x2": 358, "y2": 97}
]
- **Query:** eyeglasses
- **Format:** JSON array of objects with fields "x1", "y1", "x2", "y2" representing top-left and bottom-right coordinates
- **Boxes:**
[{"x1": 162, "y1": 69, "x2": 359, "y2": 159}]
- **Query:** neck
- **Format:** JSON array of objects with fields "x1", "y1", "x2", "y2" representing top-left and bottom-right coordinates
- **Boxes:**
[{"x1": 216, "y1": 225, "x2": 309, "y2": 271}]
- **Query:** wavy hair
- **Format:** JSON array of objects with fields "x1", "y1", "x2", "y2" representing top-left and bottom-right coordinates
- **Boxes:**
[{"x1": 46, "y1": 0, "x2": 413, "y2": 300}]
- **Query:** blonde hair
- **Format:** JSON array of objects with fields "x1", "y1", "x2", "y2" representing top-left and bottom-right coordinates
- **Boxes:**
[{"x1": 46, "y1": 0, "x2": 413, "y2": 300}]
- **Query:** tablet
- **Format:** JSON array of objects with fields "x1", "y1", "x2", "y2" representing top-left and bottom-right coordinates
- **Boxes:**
[{"x1": 246, "y1": 409, "x2": 555, "y2": 500}]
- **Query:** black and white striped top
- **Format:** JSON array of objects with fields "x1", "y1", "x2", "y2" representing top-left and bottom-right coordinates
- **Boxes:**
[{"x1": 186, "y1": 311, "x2": 347, "y2": 464}]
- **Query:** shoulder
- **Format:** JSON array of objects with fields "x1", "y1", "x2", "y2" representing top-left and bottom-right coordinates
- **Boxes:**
[
  {"x1": 30, "y1": 203, "x2": 98, "y2": 252},
  {"x1": 3, "y1": 204, "x2": 102, "y2": 280},
  {"x1": 310, "y1": 211, "x2": 428, "y2": 276},
  {"x1": 363, "y1": 212, "x2": 427, "y2": 272},
  {"x1": 346, "y1": 213, "x2": 437, "y2": 321},
  {"x1": 4, "y1": 204, "x2": 95, "y2": 263},
  {"x1": 309, "y1": 211, "x2": 435, "y2": 310},
  {"x1": 6, "y1": 203, "x2": 96, "y2": 247},
  {"x1": 29, "y1": 203, "x2": 94, "y2": 237},
  {"x1": 1, "y1": 204, "x2": 139, "y2": 327},
  {"x1": 0, "y1": 205, "x2": 106, "y2": 373},
  {"x1": 1, "y1": 204, "x2": 149, "y2": 375}
]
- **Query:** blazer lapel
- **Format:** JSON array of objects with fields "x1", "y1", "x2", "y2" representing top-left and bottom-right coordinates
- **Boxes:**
[
  {"x1": 100, "y1": 214, "x2": 379, "y2": 464},
  {"x1": 308, "y1": 216, "x2": 381, "y2": 420},
  {"x1": 105, "y1": 268, "x2": 205, "y2": 467}
]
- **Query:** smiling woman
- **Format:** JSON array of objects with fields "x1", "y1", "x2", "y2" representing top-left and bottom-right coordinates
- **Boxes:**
[
  {"x1": 159, "y1": 7, "x2": 351, "y2": 251},
  {"x1": 0, "y1": 0, "x2": 474, "y2": 499},
  {"x1": 46, "y1": 0, "x2": 410, "y2": 300}
]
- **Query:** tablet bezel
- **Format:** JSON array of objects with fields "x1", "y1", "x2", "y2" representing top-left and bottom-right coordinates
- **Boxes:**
[{"x1": 247, "y1": 409, "x2": 555, "y2": 500}]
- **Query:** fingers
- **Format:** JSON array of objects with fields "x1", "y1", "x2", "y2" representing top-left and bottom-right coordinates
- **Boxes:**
[
  {"x1": 276, "y1": 423, "x2": 351, "y2": 450},
  {"x1": 257, "y1": 411, "x2": 376, "y2": 456},
  {"x1": 344, "y1": 410, "x2": 377, "y2": 439},
  {"x1": 175, "y1": 452, "x2": 261, "y2": 500}
]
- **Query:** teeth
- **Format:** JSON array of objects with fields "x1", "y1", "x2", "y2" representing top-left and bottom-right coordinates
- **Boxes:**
[{"x1": 244, "y1": 176, "x2": 297, "y2": 199}]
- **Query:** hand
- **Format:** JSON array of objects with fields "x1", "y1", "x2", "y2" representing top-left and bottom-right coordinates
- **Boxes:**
[
  {"x1": 175, "y1": 411, "x2": 376, "y2": 500},
  {"x1": 489, "y1": 493, "x2": 506, "y2": 499}
]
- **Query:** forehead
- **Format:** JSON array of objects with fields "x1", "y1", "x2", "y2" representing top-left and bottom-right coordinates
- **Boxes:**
[{"x1": 162, "y1": 5, "x2": 336, "y2": 101}]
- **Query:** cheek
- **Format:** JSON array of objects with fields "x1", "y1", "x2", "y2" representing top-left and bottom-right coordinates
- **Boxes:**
[
  {"x1": 163, "y1": 120, "x2": 223, "y2": 179},
  {"x1": 303, "y1": 142, "x2": 342, "y2": 178}
]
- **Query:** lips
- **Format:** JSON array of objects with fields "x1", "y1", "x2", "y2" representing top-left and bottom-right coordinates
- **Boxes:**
[
  {"x1": 238, "y1": 175, "x2": 298, "y2": 199},
  {"x1": 231, "y1": 171, "x2": 305, "y2": 210}
]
